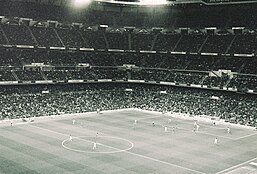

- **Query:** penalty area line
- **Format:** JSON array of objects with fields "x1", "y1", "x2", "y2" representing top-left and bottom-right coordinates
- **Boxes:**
[
  {"x1": 235, "y1": 132, "x2": 257, "y2": 140},
  {"x1": 216, "y1": 157, "x2": 257, "y2": 174}
]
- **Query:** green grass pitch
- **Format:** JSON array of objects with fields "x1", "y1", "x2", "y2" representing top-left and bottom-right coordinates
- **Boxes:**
[{"x1": 0, "y1": 109, "x2": 257, "y2": 174}]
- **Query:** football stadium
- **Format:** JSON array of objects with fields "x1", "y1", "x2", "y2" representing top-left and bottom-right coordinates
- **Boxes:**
[{"x1": 0, "y1": 0, "x2": 257, "y2": 173}]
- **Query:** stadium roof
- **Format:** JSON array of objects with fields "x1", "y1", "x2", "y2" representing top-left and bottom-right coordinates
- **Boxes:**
[{"x1": 3, "y1": 0, "x2": 257, "y2": 6}]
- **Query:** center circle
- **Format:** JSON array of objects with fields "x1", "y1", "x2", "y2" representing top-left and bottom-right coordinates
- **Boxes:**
[{"x1": 62, "y1": 136, "x2": 134, "y2": 154}]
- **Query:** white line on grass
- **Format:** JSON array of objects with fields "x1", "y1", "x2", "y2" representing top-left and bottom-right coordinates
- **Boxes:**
[
  {"x1": 153, "y1": 123, "x2": 236, "y2": 140},
  {"x1": 249, "y1": 162, "x2": 257, "y2": 166},
  {"x1": 193, "y1": 130, "x2": 236, "y2": 140},
  {"x1": 215, "y1": 157, "x2": 257, "y2": 174},
  {"x1": 235, "y1": 132, "x2": 257, "y2": 140},
  {"x1": 62, "y1": 136, "x2": 134, "y2": 154},
  {"x1": 73, "y1": 137, "x2": 205, "y2": 174},
  {"x1": 175, "y1": 124, "x2": 257, "y2": 141},
  {"x1": 136, "y1": 115, "x2": 165, "y2": 121},
  {"x1": 125, "y1": 149, "x2": 205, "y2": 174},
  {"x1": 29, "y1": 124, "x2": 205, "y2": 174},
  {"x1": 20, "y1": 113, "x2": 251, "y2": 141}
]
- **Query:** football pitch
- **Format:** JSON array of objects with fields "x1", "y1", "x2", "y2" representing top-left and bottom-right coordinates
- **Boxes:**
[{"x1": 0, "y1": 109, "x2": 257, "y2": 174}]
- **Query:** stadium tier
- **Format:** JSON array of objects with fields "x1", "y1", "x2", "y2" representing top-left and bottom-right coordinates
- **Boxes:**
[
  {"x1": 1, "y1": 2, "x2": 257, "y2": 174},
  {"x1": 0, "y1": 46, "x2": 256, "y2": 92},
  {"x1": 0, "y1": 2, "x2": 256, "y2": 128},
  {"x1": 0, "y1": 83, "x2": 256, "y2": 127},
  {"x1": 1, "y1": 23, "x2": 257, "y2": 54}
]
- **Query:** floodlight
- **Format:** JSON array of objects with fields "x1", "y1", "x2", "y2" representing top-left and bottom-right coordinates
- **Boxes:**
[
  {"x1": 73, "y1": 0, "x2": 91, "y2": 8},
  {"x1": 140, "y1": 0, "x2": 167, "y2": 5}
]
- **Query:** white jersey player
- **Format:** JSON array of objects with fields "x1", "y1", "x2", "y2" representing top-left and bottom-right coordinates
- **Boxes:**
[
  {"x1": 172, "y1": 126, "x2": 175, "y2": 134},
  {"x1": 227, "y1": 127, "x2": 231, "y2": 134},
  {"x1": 214, "y1": 137, "x2": 218, "y2": 145},
  {"x1": 69, "y1": 135, "x2": 72, "y2": 141},
  {"x1": 196, "y1": 124, "x2": 200, "y2": 131},
  {"x1": 93, "y1": 142, "x2": 97, "y2": 150},
  {"x1": 194, "y1": 121, "x2": 197, "y2": 128},
  {"x1": 72, "y1": 118, "x2": 75, "y2": 125}
]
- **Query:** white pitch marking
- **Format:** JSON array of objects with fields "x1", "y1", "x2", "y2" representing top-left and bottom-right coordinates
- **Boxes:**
[
  {"x1": 216, "y1": 157, "x2": 257, "y2": 174},
  {"x1": 175, "y1": 126, "x2": 236, "y2": 140},
  {"x1": 16, "y1": 122, "x2": 30, "y2": 125},
  {"x1": 235, "y1": 132, "x2": 257, "y2": 140},
  {"x1": 62, "y1": 136, "x2": 134, "y2": 154},
  {"x1": 124, "y1": 149, "x2": 205, "y2": 174},
  {"x1": 249, "y1": 162, "x2": 257, "y2": 167},
  {"x1": 30, "y1": 124, "x2": 205, "y2": 174},
  {"x1": 136, "y1": 115, "x2": 165, "y2": 121}
]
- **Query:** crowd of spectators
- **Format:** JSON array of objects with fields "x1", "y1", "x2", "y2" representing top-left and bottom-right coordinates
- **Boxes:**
[
  {"x1": 1, "y1": 24, "x2": 35, "y2": 45},
  {"x1": 0, "y1": 28, "x2": 8, "y2": 45},
  {"x1": 0, "y1": 47, "x2": 255, "y2": 91},
  {"x1": 41, "y1": 68, "x2": 127, "y2": 81},
  {"x1": 166, "y1": 71, "x2": 205, "y2": 85},
  {"x1": 202, "y1": 76, "x2": 229, "y2": 88},
  {"x1": 30, "y1": 27, "x2": 63, "y2": 47},
  {"x1": 1, "y1": 24, "x2": 257, "y2": 55},
  {"x1": 228, "y1": 75, "x2": 257, "y2": 91},
  {"x1": 80, "y1": 31, "x2": 106, "y2": 49},
  {"x1": 0, "y1": 1, "x2": 257, "y2": 133},
  {"x1": 153, "y1": 33, "x2": 181, "y2": 52},
  {"x1": 3, "y1": 1, "x2": 257, "y2": 29},
  {"x1": 0, "y1": 83, "x2": 256, "y2": 127},
  {"x1": 201, "y1": 35, "x2": 234, "y2": 54},
  {"x1": 131, "y1": 33, "x2": 153, "y2": 51},
  {"x1": 106, "y1": 32, "x2": 127, "y2": 50},
  {"x1": 131, "y1": 69, "x2": 170, "y2": 82},
  {"x1": 0, "y1": 71, "x2": 15, "y2": 81},
  {"x1": 0, "y1": 48, "x2": 21, "y2": 66},
  {"x1": 175, "y1": 34, "x2": 206, "y2": 53},
  {"x1": 56, "y1": 28, "x2": 85, "y2": 48},
  {"x1": 0, "y1": 23, "x2": 256, "y2": 128},
  {"x1": 229, "y1": 34, "x2": 257, "y2": 54}
]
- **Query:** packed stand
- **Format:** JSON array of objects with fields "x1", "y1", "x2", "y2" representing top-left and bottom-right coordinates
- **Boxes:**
[
  {"x1": 0, "y1": 48, "x2": 21, "y2": 66},
  {"x1": 0, "y1": 83, "x2": 256, "y2": 127},
  {"x1": 165, "y1": 71, "x2": 205, "y2": 85},
  {"x1": 2, "y1": 24, "x2": 35, "y2": 45},
  {"x1": 153, "y1": 33, "x2": 181, "y2": 52},
  {"x1": 227, "y1": 75, "x2": 257, "y2": 91},
  {"x1": 42, "y1": 68, "x2": 127, "y2": 81},
  {"x1": 31, "y1": 26, "x2": 63, "y2": 47},
  {"x1": 175, "y1": 34, "x2": 207, "y2": 53},
  {"x1": 229, "y1": 34, "x2": 257, "y2": 54},
  {"x1": 131, "y1": 69, "x2": 170, "y2": 82},
  {"x1": 106, "y1": 32, "x2": 127, "y2": 50},
  {"x1": 14, "y1": 70, "x2": 44, "y2": 81},
  {"x1": 0, "y1": 71, "x2": 15, "y2": 81},
  {"x1": 80, "y1": 31, "x2": 106, "y2": 49},
  {"x1": 56, "y1": 28, "x2": 85, "y2": 48},
  {"x1": 16, "y1": 49, "x2": 51, "y2": 65},
  {"x1": 131, "y1": 33, "x2": 153, "y2": 51},
  {"x1": 201, "y1": 34, "x2": 234, "y2": 53},
  {"x1": 202, "y1": 76, "x2": 229, "y2": 88},
  {"x1": 0, "y1": 28, "x2": 8, "y2": 44}
]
